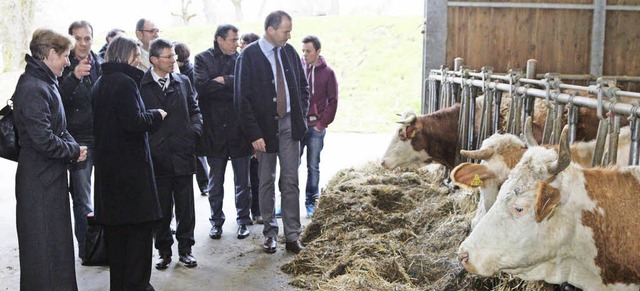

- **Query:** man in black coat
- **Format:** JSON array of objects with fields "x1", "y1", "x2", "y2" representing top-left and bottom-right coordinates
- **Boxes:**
[
  {"x1": 234, "y1": 11, "x2": 310, "y2": 254},
  {"x1": 58, "y1": 20, "x2": 103, "y2": 260},
  {"x1": 195, "y1": 24, "x2": 254, "y2": 240},
  {"x1": 140, "y1": 39, "x2": 202, "y2": 269}
]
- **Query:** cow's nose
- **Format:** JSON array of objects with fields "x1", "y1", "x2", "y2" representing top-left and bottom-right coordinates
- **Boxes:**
[{"x1": 458, "y1": 251, "x2": 469, "y2": 267}]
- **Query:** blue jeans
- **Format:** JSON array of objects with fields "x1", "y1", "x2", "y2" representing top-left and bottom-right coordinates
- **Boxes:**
[
  {"x1": 68, "y1": 144, "x2": 94, "y2": 257},
  {"x1": 207, "y1": 156, "x2": 252, "y2": 226},
  {"x1": 300, "y1": 128, "x2": 325, "y2": 206}
]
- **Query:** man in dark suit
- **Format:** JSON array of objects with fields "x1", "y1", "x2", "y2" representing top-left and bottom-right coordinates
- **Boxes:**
[
  {"x1": 139, "y1": 38, "x2": 202, "y2": 269},
  {"x1": 234, "y1": 10, "x2": 310, "y2": 254},
  {"x1": 194, "y1": 24, "x2": 254, "y2": 241}
]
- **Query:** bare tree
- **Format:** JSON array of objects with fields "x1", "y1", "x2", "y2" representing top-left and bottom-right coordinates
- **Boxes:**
[
  {"x1": 230, "y1": 0, "x2": 243, "y2": 21},
  {"x1": 171, "y1": 0, "x2": 197, "y2": 25},
  {"x1": 1, "y1": 0, "x2": 36, "y2": 72},
  {"x1": 203, "y1": 0, "x2": 220, "y2": 24}
]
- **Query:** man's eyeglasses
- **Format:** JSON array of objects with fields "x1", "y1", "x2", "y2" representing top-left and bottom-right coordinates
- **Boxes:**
[
  {"x1": 139, "y1": 29, "x2": 161, "y2": 34},
  {"x1": 158, "y1": 54, "x2": 178, "y2": 60}
]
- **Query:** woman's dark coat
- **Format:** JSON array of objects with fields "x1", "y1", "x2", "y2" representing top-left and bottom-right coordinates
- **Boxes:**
[
  {"x1": 194, "y1": 47, "x2": 252, "y2": 158},
  {"x1": 13, "y1": 54, "x2": 81, "y2": 290},
  {"x1": 233, "y1": 42, "x2": 309, "y2": 153},
  {"x1": 139, "y1": 71, "x2": 202, "y2": 178},
  {"x1": 92, "y1": 62, "x2": 164, "y2": 225}
]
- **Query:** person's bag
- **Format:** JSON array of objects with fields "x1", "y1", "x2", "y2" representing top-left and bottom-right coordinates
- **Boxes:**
[
  {"x1": 81, "y1": 215, "x2": 108, "y2": 266},
  {"x1": 0, "y1": 100, "x2": 19, "y2": 162}
]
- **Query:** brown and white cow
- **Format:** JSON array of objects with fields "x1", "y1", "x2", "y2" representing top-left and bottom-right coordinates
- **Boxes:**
[
  {"x1": 381, "y1": 96, "x2": 625, "y2": 170},
  {"x1": 457, "y1": 126, "x2": 640, "y2": 290},
  {"x1": 451, "y1": 118, "x2": 631, "y2": 229}
]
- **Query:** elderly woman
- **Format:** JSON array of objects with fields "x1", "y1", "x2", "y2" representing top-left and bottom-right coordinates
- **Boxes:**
[
  {"x1": 92, "y1": 36, "x2": 166, "y2": 290},
  {"x1": 12, "y1": 28, "x2": 87, "y2": 290}
]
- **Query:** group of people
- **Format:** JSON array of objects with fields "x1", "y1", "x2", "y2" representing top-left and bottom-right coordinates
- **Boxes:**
[{"x1": 10, "y1": 10, "x2": 338, "y2": 291}]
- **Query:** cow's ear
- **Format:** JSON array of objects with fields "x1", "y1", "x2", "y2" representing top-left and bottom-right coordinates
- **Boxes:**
[
  {"x1": 404, "y1": 125, "x2": 417, "y2": 140},
  {"x1": 450, "y1": 162, "x2": 495, "y2": 189},
  {"x1": 535, "y1": 182, "x2": 561, "y2": 223}
]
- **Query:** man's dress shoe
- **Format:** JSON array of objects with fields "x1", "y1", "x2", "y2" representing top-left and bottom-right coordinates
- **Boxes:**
[
  {"x1": 209, "y1": 225, "x2": 222, "y2": 239},
  {"x1": 263, "y1": 237, "x2": 277, "y2": 253},
  {"x1": 179, "y1": 253, "x2": 198, "y2": 268},
  {"x1": 237, "y1": 224, "x2": 250, "y2": 239},
  {"x1": 155, "y1": 255, "x2": 171, "y2": 270},
  {"x1": 285, "y1": 240, "x2": 305, "y2": 254}
]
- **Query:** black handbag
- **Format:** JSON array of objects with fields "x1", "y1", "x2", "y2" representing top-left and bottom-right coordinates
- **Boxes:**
[
  {"x1": 81, "y1": 215, "x2": 109, "y2": 266},
  {"x1": 0, "y1": 100, "x2": 19, "y2": 162}
]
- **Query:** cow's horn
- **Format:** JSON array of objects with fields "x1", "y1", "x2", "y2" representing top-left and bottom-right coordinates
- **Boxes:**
[
  {"x1": 396, "y1": 113, "x2": 417, "y2": 125},
  {"x1": 548, "y1": 125, "x2": 571, "y2": 175},
  {"x1": 460, "y1": 147, "x2": 495, "y2": 160},
  {"x1": 524, "y1": 116, "x2": 538, "y2": 147}
]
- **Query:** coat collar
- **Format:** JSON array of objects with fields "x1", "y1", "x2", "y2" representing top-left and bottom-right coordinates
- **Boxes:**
[
  {"x1": 24, "y1": 54, "x2": 59, "y2": 86},
  {"x1": 101, "y1": 62, "x2": 144, "y2": 84}
]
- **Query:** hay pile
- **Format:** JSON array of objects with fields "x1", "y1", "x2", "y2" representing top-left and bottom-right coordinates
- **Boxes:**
[{"x1": 281, "y1": 162, "x2": 556, "y2": 290}]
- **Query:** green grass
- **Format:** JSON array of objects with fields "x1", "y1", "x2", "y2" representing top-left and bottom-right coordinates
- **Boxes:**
[{"x1": 163, "y1": 15, "x2": 423, "y2": 133}]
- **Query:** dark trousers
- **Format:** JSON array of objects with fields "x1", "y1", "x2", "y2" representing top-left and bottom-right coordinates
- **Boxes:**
[
  {"x1": 195, "y1": 156, "x2": 211, "y2": 193},
  {"x1": 207, "y1": 155, "x2": 252, "y2": 226},
  {"x1": 249, "y1": 155, "x2": 260, "y2": 217},
  {"x1": 105, "y1": 222, "x2": 155, "y2": 291},
  {"x1": 154, "y1": 175, "x2": 195, "y2": 255}
]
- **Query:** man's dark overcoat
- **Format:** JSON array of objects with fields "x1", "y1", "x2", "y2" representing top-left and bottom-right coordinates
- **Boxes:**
[
  {"x1": 194, "y1": 47, "x2": 252, "y2": 158},
  {"x1": 139, "y1": 71, "x2": 202, "y2": 178},
  {"x1": 234, "y1": 42, "x2": 309, "y2": 152}
]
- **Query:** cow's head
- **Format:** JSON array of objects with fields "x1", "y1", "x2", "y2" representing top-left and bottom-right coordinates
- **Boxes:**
[
  {"x1": 451, "y1": 132, "x2": 526, "y2": 228},
  {"x1": 458, "y1": 126, "x2": 575, "y2": 278},
  {"x1": 381, "y1": 110, "x2": 431, "y2": 169}
]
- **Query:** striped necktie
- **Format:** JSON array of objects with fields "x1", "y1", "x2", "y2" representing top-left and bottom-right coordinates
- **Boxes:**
[{"x1": 158, "y1": 77, "x2": 167, "y2": 90}]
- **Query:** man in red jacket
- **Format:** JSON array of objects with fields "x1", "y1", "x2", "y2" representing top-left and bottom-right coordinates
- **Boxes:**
[{"x1": 300, "y1": 35, "x2": 338, "y2": 218}]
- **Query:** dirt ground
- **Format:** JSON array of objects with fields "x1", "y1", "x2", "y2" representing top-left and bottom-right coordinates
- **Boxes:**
[{"x1": 0, "y1": 132, "x2": 391, "y2": 291}]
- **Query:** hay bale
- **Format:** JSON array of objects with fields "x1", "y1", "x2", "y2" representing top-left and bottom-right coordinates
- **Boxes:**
[{"x1": 283, "y1": 162, "x2": 556, "y2": 290}]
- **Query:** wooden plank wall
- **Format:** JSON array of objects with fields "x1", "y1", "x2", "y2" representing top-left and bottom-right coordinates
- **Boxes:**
[{"x1": 445, "y1": 0, "x2": 640, "y2": 83}]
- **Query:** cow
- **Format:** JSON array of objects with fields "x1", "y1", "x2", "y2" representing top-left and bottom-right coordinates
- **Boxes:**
[
  {"x1": 381, "y1": 96, "x2": 625, "y2": 170},
  {"x1": 457, "y1": 126, "x2": 640, "y2": 290},
  {"x1": 451, "y1": 117, "x2": 631, "y2": 229}
]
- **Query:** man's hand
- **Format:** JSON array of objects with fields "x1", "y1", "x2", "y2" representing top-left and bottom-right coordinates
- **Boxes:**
[
  {"x1": 77, "y1": 146, "x2": 87, "y2": 162},
  {"x1": 213, "y1": 76, "x2": 224, "y2": 84},
  {"x1": 252, "y1": 138, "x2": 266, "y2": 153},
  {"x1": 73, "y1": 59, "x2": 91, "y2": 80},
  {"x1": 158, "y1": 109, "x2": 168, "y2": 120}
]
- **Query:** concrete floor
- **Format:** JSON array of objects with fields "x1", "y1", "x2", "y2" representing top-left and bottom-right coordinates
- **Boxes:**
[{"x1": 0, "y1": 132, "x2": 390, "y2": 291}]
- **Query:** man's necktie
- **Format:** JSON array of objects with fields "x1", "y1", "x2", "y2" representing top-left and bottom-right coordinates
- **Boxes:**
[
  {"x1": 158, "y1": 78, "x2": 167, "y2": 90},
  {"x1": 273, "y1": 47, "x2": 286, "y2": 118}
]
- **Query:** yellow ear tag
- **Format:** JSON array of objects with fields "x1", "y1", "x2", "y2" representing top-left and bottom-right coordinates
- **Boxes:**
[
  {"x1": 471, "y1": 174, "x2": 483, "y2": 187},
  {"x1": 409, "y1": 128, "x2": 417, "y2": 139}
]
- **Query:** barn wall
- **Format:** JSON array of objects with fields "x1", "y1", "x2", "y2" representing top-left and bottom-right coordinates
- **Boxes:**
[
  {"x1": 430, "y1": 0, "x2": 639, "y2": 76},
  {"x1": 445, "y1": 6, "x2": 593, "y2": 74}
]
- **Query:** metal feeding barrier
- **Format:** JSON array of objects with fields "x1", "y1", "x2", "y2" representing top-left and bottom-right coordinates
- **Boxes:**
[{"x1": 426, "y1": 58, "x2": 640, "y2": 167}]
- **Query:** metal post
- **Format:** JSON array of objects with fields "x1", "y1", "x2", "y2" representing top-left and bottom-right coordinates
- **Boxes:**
[
  {"x1": 423, "y1": 0, "x2": 448, "y2": 114},
  {"x1": 590, "y1": 0, "x2": 606, "y2": 76}
]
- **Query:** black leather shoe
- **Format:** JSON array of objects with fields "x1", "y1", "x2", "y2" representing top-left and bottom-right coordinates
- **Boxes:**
[
  {"x1": 209, "y1": 225, "x2": 222, "y2": 239},
  {"x1": 201, "y1": 191, "x2": 208, "y2": 196},
  {"x1": 179, "y1": 253, "x2": 198, "y2": 268},
  {"x1": 155, "y1": 255, "x2": 171, "y2": 270},
  {"x1": 285, "y1": 240, "x2": 305, "y2": 254},
  {"x1": 237, "y1": 224, "x2": 250, "y2": 239},
  {"x1": 262, "y1": 237, "x2": 277, "y2": 253}
]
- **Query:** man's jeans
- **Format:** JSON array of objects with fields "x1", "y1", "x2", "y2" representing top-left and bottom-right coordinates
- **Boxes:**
[
  {"x1": 207, "y1": 156, "x2": 252, "y2": 226},
  {"x1": 68, "y1": 144, "x2": 94, "y2": 257},
  {"x1": 300, "y1": 128, "x2": 326, "y2": 206}
]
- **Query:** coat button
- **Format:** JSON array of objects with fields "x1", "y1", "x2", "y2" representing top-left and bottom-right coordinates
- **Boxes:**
[
  {"x1": 271, "y1": 79, "x2": 275, "y2": 84},
  {"x1": 272, "y1": 97, "x2": 277, "y2": 102},
  {"x1": 274, "y1": 116, "x2": 278, "y2": 120}
]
